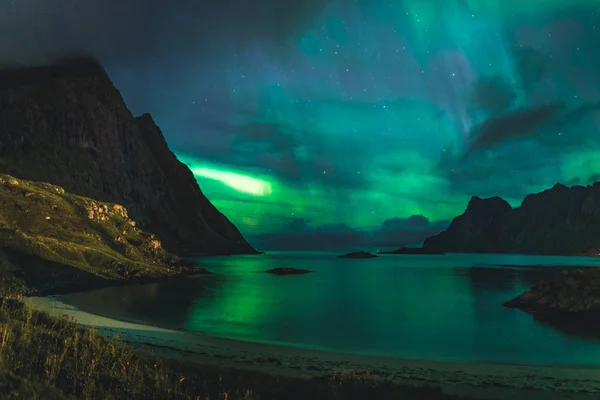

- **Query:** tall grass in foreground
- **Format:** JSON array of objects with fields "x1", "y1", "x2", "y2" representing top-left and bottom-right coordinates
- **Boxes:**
[{"x1": 0, "y1": 296, "x2": 469, "y2": 400}]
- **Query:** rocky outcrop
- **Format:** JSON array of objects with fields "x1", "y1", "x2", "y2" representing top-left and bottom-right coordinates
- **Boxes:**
[
  {"x1": 264, "y1": 267, "x2": 312, "y2": 275},
  {"x1": 0, "y1": 173, "x2": 210, "y2": 295},
  {"x1": 338, "y1": 251, "x2": 378, "y2": 259},
  {"x1": 423, "y1": 183, "x2": 600, "y2": 256},
  {"x1": 504, "y1": 268, "x2": 600, "y2": 319},
  {"x1": 0, "y1": 58, "x2": 256, "y2": 256}
]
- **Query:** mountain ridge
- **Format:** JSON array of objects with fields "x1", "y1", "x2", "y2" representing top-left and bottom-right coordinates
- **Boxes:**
[
  {"x1": 423, "y1": 181, "x2": 600, "y2": 256},
  {"x1": 0, "y1": 58, "x2": 256, "y2": 256}
]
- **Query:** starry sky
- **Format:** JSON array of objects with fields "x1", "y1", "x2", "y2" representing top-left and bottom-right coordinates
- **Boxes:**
[{"x1": 2, "y1": 0, "x2": 600, "y2": 250}]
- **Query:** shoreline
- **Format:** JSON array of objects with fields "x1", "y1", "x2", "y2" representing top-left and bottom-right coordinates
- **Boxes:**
[{"x1": 23, "y1": 296, "x2": 600, "y2": 400}]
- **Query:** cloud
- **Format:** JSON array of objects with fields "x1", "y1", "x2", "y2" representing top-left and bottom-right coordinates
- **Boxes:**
[
  {"x1": 0, "y1": 0, "x2": 327, "y2": 66},
  {"x1": 248, "y1": 215, "x2": 450, "y2": 251},
  {"x1": 471, "y1": 76, "x2": 517, "y2": 114},
  {"x1": 175, "y1": 118, "x2": 372, "y2": 190},
  {"x1": 466, "y1": 104, "x2": 562, "y2": 153}
]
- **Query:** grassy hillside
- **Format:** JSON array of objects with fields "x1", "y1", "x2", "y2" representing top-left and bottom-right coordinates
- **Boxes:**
[{"x1": 0, "y1": 174, "x2": 193, "y2": 295}]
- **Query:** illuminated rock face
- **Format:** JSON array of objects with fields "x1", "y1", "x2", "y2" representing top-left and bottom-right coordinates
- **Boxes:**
[{"x1": 0, "y1": 58, "x2": 257, "y2": 256}]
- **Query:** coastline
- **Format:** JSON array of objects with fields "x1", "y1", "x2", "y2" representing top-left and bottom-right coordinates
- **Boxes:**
[{"x1": 24, "y1": 296, "x2": 600, "y2": 400}]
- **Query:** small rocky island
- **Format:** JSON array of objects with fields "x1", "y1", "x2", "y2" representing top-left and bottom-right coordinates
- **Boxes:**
[
  {"x1": 380, "y1": 247, "x2": 444, "y2": 255},
  {"x1": 504, "y1": 268, "x2": 600, "y2": 319},
  {"x1": 338, "y1": 251, "x2": 378, "y2": 259},
  {"x1": 265, "y1": 267, "x2": 313, "y2": 275}
]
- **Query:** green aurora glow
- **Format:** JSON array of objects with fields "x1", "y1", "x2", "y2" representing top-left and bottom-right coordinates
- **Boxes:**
[{"x1": 100, "y1": 0, "x2": 600, "y2": 245}]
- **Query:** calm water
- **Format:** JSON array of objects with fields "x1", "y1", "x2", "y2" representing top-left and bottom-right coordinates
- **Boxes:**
[{"x1": 59, "y1": 252, "x2": 600, "y2": 365}]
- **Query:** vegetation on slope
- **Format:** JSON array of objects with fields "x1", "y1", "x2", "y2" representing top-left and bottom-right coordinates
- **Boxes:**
[
  {"x1": 0, "y1": 297, "x2": 470, "y2": 400},
  {"x1": 0, "y1": 173, "x2": 195, "y2": 296}
]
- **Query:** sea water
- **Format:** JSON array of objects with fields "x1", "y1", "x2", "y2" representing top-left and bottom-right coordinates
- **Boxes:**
[{"x1": 58, "y1": 252, "x2": 600, "y2": 365}]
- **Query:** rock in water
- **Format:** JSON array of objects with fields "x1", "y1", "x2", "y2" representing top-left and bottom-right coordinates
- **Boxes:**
[
  {"x1": 338, "y1": 251, "x2": 378, "y2": 258},
  {"x1": 264, "y1": 267, "x2": 313, "y2": 275},
  {"x1": 423, "y1": 183, "x2": 600, "y2": 256},
  {"x1": 0, "y1": 58, "x2": 256, "y2": 256}
]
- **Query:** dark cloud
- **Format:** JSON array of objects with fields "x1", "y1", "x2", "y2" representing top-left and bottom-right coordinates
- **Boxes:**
[
  {"x1": 466, "y1": 103, "x2": 562, "y2": 153},
  {"x1": 433, "y1": 140, "x2": 566, "y2": 200},
  {"x1": 0, "y1": 0, "x2": 327, "y2": 66},
  {"x1": 464, "y1": 100, "x2": 600, "y2": 155},
  {"x1": 248, "y1": 215, "x2": 450, "y2": 251},
  {"x1": 471, "y1": 76, "x2": 517, "y2": 114},
  {"x1": 175, "y1": 119, "x2": 372, "y2": 190},
  {"x1": 512, "y1": 46, "x2": 548, "y2": 91}
]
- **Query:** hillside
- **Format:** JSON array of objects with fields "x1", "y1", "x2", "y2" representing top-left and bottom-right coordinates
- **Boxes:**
[{"x1": 0, "y1": 173, "x2": 198, "y2": 295}]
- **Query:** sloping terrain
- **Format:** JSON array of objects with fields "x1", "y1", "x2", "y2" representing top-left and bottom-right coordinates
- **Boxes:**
[{"x1": 0, "y1": 173, "x2": 192, "y2": 295}]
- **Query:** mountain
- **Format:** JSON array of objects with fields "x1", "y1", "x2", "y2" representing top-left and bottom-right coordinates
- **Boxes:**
[
  {"x1": 423, "y1": 183, "x2": 600, "y2": 256},
  {"x1": 0, "y1": 173, "x2": 203, "y2": 295},
  {"x1": 0, "y1": 58, "x2": 256, "y2": 256}
]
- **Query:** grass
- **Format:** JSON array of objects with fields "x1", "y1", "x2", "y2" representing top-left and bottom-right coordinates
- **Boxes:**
[
  {"x1": 0, "y1": 296, "x2": 472, "y2": 400},
  {"x1": 0, "y1": 173, "x2": 191, "y2": 296}
]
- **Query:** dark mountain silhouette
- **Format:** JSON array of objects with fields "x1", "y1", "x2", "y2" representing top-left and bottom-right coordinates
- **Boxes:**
[
  {"x1": 0, "y1": 58, "x2": 256, "y2": 256},
  {"x1": 423, "y1": 183, "x2": 600, "y2": 256}
]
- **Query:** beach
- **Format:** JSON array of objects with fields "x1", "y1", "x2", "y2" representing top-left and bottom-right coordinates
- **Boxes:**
[{"x1": 24, "y1": 296, "x2": 600, "y2": 400}]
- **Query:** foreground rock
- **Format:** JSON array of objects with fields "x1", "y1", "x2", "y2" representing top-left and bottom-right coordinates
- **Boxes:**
[
  {"x1": 380, "y1": 247, "x2": 444, "y2": 255},
  {"x1": 264, "y1": 267, "x2": 313, "y2": 275},
  {"x1": 504, "y1": 268, "x2": 600, "y2": 319},
  {"x1": 0, "y1": 58, "x2": 256, "y2": 256},
  {"x1": 0, "y1": 174, "x2": 209, "y2": 295},
  {"x1": 338, "y1": 251, "x2": 378, "y2": 259},
  {"x1": 423, "y1": 182, "x2": 600, "y2": 255}
]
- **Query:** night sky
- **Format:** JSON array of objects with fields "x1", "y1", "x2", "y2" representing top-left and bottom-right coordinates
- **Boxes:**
[{"x1": 2, "y1": 1, "x2": 600, "y2": 250}]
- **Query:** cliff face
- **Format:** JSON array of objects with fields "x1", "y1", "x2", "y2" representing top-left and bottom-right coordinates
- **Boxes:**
[
  {"x1": 0, "y1": 59, "x2": 256, "y2": 256},
  {"x1": 423, "y1": 183, "x2": 600, "y2": 256}
]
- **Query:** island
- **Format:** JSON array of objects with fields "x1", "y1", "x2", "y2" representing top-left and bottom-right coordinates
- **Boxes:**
[
  {"x1": 338, "y1": 251, "x2": 378, "y2": 258},
  {"x1": 380, "y1": 247, "x2": 444, "y2": 255},
  {"x1": 264, "y1": 267, "x2": 313, "y2": 275}
]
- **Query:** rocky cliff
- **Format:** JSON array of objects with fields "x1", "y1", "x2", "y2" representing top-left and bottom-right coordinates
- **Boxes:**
[
  {"x1": 423, "y1": 182, "x2": 600, "y2": 256},
  {"x1": 0, "y1": 58, "x2": 256, "y2": 256},
  {"x1": 0, "y1": 173, "x2": 202, "y2": 295}
]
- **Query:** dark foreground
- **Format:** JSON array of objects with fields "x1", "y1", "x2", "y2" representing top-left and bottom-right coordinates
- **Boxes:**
[{"x1": 0, "y1": 296, "x2": 470, "y2": 400}]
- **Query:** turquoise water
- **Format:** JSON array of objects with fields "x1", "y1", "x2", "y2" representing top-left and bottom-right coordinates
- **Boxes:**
[{"x1": 59, "y1": 252, "x2": 600, "y2": 365}]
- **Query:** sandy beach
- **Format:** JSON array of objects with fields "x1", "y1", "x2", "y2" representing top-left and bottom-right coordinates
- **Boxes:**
[{"x1": 24, "y1": 296, "x2": 600, "y2": 400}]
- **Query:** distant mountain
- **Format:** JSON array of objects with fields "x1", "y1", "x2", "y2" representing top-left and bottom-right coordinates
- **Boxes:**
[
  {"x1": 423, "y1": 183, "x2": 600, "y2": 256},
  {"x1": 0, "y1": 58, "x2": 256, "y2": 256},
  {"x1": 379, "y1": 247, "x2": 444, "y2": 255}
]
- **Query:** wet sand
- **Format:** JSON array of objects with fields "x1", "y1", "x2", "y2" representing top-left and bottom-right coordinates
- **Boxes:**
[{"x1": 24, "y1": 296, "x2": 600, "y2": 400}]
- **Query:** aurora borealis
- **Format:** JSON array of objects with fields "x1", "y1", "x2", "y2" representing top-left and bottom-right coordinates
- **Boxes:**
[{"x1": 3, "y1": 0, "x2": 600, "y2": 249}]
